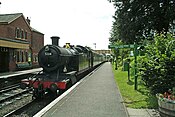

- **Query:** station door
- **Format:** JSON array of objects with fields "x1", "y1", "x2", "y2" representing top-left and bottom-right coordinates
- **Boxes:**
[{"x1": 0, "y1": 49, "x2": 9, "y2": 72}]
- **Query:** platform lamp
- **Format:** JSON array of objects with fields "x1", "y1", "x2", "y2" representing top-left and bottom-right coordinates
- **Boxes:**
[
  {"x1": 0, "y1": 2, "x2": 1, "y2": 14},
  {"x1": 93, "y1": 43, "x2": 96, "y2": 50}
]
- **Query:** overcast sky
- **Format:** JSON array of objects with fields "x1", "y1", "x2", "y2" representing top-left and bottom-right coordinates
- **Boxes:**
[{"x1": 0, "y1": 0, "x2": 114, "y2": 50}]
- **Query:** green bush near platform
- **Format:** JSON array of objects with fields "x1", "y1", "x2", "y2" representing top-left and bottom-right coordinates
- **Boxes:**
[
  {"x1": 139, "y1": 34, "x2": 175, "y2": 94},
  {"x1": 112, "y1": 66, "x2": 158, "y2": 109}
]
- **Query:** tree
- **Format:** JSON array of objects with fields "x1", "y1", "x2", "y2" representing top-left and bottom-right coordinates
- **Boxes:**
[{"x1": 109, "y1": 0, "x2": 175, "y2": 43}]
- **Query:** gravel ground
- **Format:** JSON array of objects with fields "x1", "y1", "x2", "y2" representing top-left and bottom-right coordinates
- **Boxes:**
[{"x1": 0, "y1": 94, "x2": 33, "y2": 117}]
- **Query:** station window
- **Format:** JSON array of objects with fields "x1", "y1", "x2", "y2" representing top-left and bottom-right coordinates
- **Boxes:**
[
  {"x1": 33, "y1": 54, "x2": 38, "y2": 62},
  {"x1": 17, "y1": 51, "x2": 20, "y2": 62},
  {"x1": 25, "y1": 52, "x2": 28, "y2": 62},
  {"x1": 21, "y1": 51, "x2": 24, "y2": 62},
  {"x1": 25, "y1": 31, "x2": 27, "y2": 39},
  {"x1": 15, "y1": 28, "x2": 21, "y2": 38},
  {"x1": 15, "y1": 28, "x2": 27, "y2": 39},
  {"x1": 21, "y1": 30, "x2": 24, "y2": 39}
]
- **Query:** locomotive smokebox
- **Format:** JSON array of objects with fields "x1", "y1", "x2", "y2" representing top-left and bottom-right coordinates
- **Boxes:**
[{"x1": 51, "y1": 36, "x2": 60, "y2": 46}]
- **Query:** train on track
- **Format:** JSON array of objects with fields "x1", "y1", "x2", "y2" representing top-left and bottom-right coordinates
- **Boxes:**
[{"x1": 21, "y1": 36, "x2": 106, "y2": 98}]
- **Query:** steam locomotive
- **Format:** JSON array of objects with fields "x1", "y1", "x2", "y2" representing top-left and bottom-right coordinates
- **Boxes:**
[{"x1": 21, "y1": 36, "x2": 105, "y2": 98}]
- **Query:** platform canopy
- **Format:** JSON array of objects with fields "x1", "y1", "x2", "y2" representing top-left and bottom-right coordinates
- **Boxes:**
[{"x1": 0, "y1": 37, "x2": 29, "y2": 49}]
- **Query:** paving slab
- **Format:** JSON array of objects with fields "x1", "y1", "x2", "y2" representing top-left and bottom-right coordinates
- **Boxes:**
[{"x1": 127, "y1": 108, "x2": 160, "y2": 117}]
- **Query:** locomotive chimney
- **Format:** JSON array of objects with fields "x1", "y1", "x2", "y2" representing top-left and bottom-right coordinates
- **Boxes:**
[{"x1": 51, "y1": 36, "x2": 60, "y2": 46}]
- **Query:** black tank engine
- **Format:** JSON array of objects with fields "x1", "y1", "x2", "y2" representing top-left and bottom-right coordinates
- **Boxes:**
[{"x1": 21, "y1": 36, "x2": 105, "y2": 98}]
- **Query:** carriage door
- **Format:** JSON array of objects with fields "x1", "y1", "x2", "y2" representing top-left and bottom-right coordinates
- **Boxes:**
[{"x1": 0, "y1": 47, "x2": 9, "y2": 72}]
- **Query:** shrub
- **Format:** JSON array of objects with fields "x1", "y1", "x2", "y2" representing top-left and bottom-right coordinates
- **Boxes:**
[{"x1": 140, "y1": 34, "x2": 175, "y2": 94}]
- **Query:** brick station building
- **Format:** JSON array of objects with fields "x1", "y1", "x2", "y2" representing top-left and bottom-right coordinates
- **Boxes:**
[
  {"x1": 94, "y1": 49, "x2": 112, "y2": 55},
  {"x1": 0, "y1": 13, "x2": 44, "y2": 72}
]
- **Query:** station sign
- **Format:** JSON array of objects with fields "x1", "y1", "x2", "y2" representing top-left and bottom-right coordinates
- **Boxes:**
[{"x1": 108, "y1": 44, "x2": 134, "y2": 49}]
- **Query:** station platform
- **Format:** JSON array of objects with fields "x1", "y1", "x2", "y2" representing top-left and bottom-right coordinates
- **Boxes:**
[
  {"x1": 0, "y1": 68, "x2": 42, "y2": 79},
  {"x1": 34, "y1": 62, "x2": 129, "y2": 117}
]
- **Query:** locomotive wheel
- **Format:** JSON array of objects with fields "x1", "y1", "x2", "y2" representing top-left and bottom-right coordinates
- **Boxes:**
[
  {"x1": 33, "y1": 88, "x2": 44, "y2": 99},
  {"x1": 48, "y1": 89, "x2": 60, "y2": 98},
  {"x1": 66, "y1": 81, "x2": 72, "y2": 89}
]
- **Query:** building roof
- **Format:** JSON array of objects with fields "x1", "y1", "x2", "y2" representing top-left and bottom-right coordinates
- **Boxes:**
[
  {"x1": 0, "y1": 13, "x2": 23, "y2": 24},
  {"x1": 0, "y1": 13, "x2": 44, "y2": 35},
  {"x1": 31, "y1": 28, "x2": 44, "y2": 35},
  {"x1": 0, "y1": 13, "x2": 32, "y2": 32}
]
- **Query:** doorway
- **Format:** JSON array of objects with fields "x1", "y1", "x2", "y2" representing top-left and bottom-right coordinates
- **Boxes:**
[{"x1": 0, "y1": 48, "x2": 9, "y2": 72}]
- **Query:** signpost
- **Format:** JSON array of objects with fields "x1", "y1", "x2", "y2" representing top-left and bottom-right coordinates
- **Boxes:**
[
  {"x1": 133, "y1": 42, "x2": 138, "y2": 90},
  {"x1": 108, "y1": 43, "x2": 138, "y2": 90}
]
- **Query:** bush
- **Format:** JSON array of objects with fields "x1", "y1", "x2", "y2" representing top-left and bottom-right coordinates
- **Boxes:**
[{"x1": 140, "y1": 34, "x2": 175, "y2": 94}]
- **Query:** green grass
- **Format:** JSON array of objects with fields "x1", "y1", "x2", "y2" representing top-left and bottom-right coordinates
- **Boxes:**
[{"x1": 112, "y1": 66, "x2": 158, "y2": 109}]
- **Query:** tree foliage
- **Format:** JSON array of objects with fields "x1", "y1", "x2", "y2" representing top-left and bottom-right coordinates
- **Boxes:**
[
  {"x1": 109, "y1": 0, "x2": 175, "y2": 43},
  {"x1": 140, "y1": 34, "x2": 175, "y2": 94}
]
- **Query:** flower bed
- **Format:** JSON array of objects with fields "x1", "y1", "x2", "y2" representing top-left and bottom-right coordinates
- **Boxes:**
[{"x1": 157, "y1": 90, "x2": 175, "y2": 117}]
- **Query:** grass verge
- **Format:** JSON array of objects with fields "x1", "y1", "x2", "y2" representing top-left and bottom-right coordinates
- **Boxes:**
[{"x1": 112, "y1": 66, "x2": 158, "y2": 109}]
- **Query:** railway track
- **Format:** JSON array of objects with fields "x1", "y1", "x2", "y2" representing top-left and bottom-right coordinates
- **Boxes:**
[
  {"x1": 3, "y1": 96, "x2": 54, "y2": 117},
  {"x1": 0, "y1": 83, "x2": 20, "y2": 94},
  {"x1": 0, "y1": 68, "x2": 42, "y2": 90},
  {"x1": 0, "y1": 69, "x2": 42, "y2": 116},
  {"x1": 0, "y1": 87, "x2": 30, "y2": 104},
  {"x1": 1, "y1": 65, "x2": 102, "y2": 117},
  {"x1": 0, "y1": 84, "x2": 32, "y2": 116}
]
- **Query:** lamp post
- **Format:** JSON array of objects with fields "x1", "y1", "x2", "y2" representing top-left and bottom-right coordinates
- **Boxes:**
[
  {"x1": 0, "y1": 2, "x2": 1, "y2": 8},
  {"x1": 93, "y1": 43, "x2": 96, "y2": 50},
  {"x1": 0, "y1": 2, "x2": 1, "y2": 11}
]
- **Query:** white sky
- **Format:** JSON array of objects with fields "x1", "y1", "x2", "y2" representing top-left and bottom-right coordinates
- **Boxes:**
[{"x1": 0, "y1": 0, "x2": 114, "y2": 50}]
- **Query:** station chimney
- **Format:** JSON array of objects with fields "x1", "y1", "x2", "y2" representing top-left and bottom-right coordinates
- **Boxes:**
[
  {"x1": 51, "y1": 36, "x2": 60, "y2": 46},
  {"x1": 26, "y1": 17, "x2": 31, "y2": 25}
]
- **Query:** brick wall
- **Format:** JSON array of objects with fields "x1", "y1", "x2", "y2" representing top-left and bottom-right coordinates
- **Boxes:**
[
  {"x1": 94, "y1": 50, "x2": 112, "y2": 55},
  {"x1": 0, "y1": 16, "x2": 31, "y2": 41},
  {"x1": 31, "y1": 31, "x2": 44, "y2": 67}
]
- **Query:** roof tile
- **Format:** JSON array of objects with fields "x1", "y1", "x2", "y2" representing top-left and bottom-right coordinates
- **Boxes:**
[{"x1": 0, "y1": 13, "x2": 22, "y2": 24}]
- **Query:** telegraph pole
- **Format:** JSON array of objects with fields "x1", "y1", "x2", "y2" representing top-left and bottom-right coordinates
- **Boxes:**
[{"x1": 0, "y1": 2, "x2": 1, "y2": 12}]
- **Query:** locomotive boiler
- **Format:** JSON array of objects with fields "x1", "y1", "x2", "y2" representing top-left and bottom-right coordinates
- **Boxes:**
[{"x1": 21, "y1": 36, "x2": 105, "y2": 98}]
